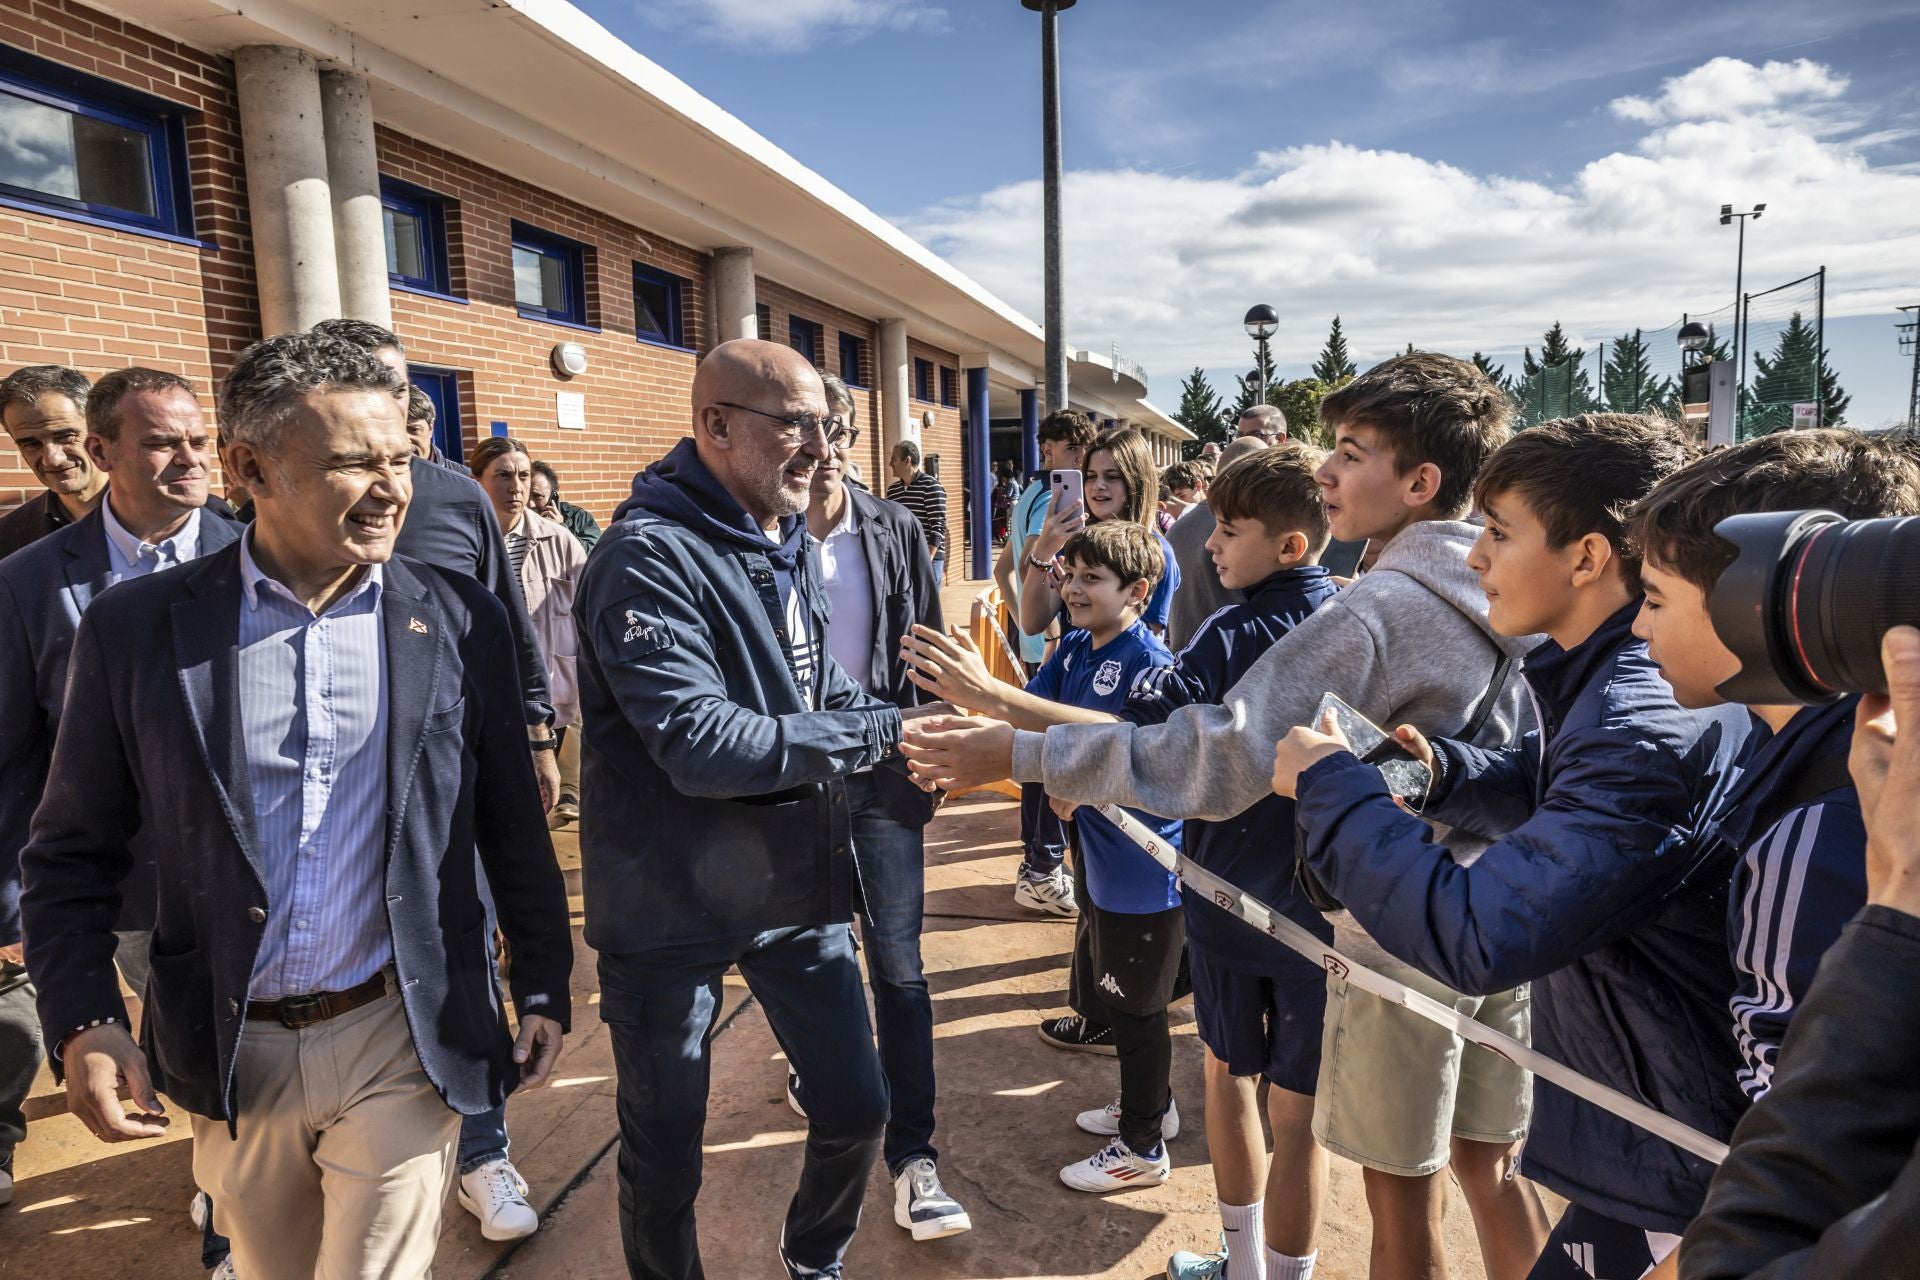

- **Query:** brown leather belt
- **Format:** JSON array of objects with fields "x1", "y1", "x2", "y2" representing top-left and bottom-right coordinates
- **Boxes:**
[{"x1": 246, "y1": 969, "x2": 392, "y2": 1029}]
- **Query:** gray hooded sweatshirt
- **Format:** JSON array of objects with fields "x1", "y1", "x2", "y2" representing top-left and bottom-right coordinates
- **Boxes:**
[{"x1": 1011, "y1": 518, "x2": 1540, "y2": 965}]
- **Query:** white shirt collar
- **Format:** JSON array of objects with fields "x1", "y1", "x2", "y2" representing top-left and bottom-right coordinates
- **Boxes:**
[
  {"x1": 823, "y1": 494, "x2": 860, "y2": 540},
  {"x1": 239, "y1": 526, "x2": 385, "y2": 615},
  {"x1": 101, "y1": 496, "x2": 201, "y2": 570}
]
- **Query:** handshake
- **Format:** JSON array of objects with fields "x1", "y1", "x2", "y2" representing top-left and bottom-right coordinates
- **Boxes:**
[{"x1": 895, "y1": 624, "x2": 1022, "y2": 794}]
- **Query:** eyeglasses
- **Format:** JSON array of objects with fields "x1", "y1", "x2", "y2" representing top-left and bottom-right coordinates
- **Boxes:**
[{"x1": 716, "y1": 401, "x2": 856, "y2": 447}]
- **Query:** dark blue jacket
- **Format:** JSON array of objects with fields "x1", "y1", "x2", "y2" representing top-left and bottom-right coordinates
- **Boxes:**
[
  {"x1": 20, "y1": 549, "x2": 572, "y2": 1122},
  {"x1": 1123, "y1": 565, "x2": 1339, "y2": 969},
  {"x1": 1709, "y1": 697, "x2": 1863, "y2": 1104},
  {"x1": 1296, "y1": 602, "x2": 1756, "y2": 1232},
  {"x1": 574, "y1": 440, "x2": 903, "y2": 953}
]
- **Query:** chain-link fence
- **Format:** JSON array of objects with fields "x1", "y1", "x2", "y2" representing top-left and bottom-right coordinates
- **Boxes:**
[{"x1": 1738, "y1": 270, "x2": 1829, "y2": 439}]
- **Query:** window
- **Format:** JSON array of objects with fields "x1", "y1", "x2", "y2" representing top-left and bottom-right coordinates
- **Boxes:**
[
  {"x1": 913, "y1": 357, "x2": 934, "y2": 402},
  {"x1": 788, "y1": 315, "x2": 822, "y2": 366},
  {"x1": 632, "y1": 262, "x2": 687, "y2": 348},
  {"x1": 408, "y1": 365, "x2": 465, "y2": 464},
  {"x1": 511, "y1": 221, "x2": 590, "y2": 327},
  {"x1": 0, "y1": 46, "x2": 193, "y2": 237},
  {"x1": 381, "y1": 178, "x2": 452, "y2": 295},
  {"x1": 939, "y1": 366, "x2": 958, "y2": 408},
  {"x1": 755, "y1": 303, "x2": 772, "y2": 341},
  {"x1": 838, "y1": 332, "x2": 867, "y2": 386}
]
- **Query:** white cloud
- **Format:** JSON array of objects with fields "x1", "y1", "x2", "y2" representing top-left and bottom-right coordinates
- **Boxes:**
[
  {"x1": 899, "y1": 57, "x2": 1920, "y2": 401},
  {"x1": 637, "y1": 0, "x2": 944, "y2": 53}
]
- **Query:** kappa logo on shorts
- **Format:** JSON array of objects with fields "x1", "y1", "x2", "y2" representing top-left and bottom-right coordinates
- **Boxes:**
[
  {"x1": 1213, "y1": 890, "x2": 1234, "y2": 910},
  {"x1": 623, "y1": 609, "x2": 657, "y2": 646},
  {"x1": 1323, "y1": 957, "x2": 1350, "y2": 981},
  {"x1": 1098, "y1": 972, "x2": 1125, "y2": 998},
  {"x1": 1091, "y1": 658, "x2": 1124, "y2": 696}
]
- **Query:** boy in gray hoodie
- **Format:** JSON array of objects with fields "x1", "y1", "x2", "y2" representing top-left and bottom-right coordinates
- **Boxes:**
[{"x1": 905, "y1": 353, "x2": 1549, "y2": 1280}]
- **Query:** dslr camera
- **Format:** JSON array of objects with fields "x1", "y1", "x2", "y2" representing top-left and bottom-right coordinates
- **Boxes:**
[{"x1": 1709, "y1": 510, "x2": 1920, "y2": 703}]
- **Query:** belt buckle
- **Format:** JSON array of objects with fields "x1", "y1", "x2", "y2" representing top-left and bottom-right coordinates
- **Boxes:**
[{"x1": 278, "y1": 994, "x2": 325, "y2": 1029}]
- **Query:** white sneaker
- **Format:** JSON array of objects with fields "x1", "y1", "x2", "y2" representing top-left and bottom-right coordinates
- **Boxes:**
[
  {"x1": 1076, "y1": 1094, "x2": 1180, "y2": 1140},
  {"x1": 1059, "y1": 1135, "x2": 1171, "y2": 1193},
  {"x1": 1014, "y1": 866, "x2": 1079, "y2": 916},
  {"x1": 892, "y1": 1157, "x2": 972, "y2": 1241},
  {"x1": 209, "y1": 1260, "x2": 238, "y2": 1280},
  {"x1": 457, "y1": 1158, "x2": 539, "y2": 1241}
]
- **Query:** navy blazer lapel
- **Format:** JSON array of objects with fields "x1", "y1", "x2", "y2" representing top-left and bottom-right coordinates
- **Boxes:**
[
  {"x1": 851, "y1": 492, "x2": 893, "y2": 654},
  {"x1": 171, "y1": 545, "x2": 263, "y2": 881},
  {"x1": 60, "y1": 509, "x2": 114, "y2": 622},
  {"x1": 382, "y1": 558, "x2": 443, "y2": 860}
]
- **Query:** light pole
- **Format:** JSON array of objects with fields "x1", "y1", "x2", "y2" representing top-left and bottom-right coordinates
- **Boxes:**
[
  {"x1": 1022, "y1": 0, "x2": 1075, "y2": 413},
  {"x1": 1720, "y1": 202, "x2": 1765, "y2": 429},
  {"x1": 1899, "y1": 305, "x2": 1919, "y2": 430},
  {"x1": 1677, "y1": 319, "x2": 1709, "y2": 369},
  {"x1": 1244, "y1": 303, "x2": 1278, "y2": 406}
]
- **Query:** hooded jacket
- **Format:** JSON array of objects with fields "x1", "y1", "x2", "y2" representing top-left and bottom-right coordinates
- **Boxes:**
[
  {"x1": 1295, "y1": 603, "x2": 1757, "y2": 1232},
  {"x1": 574, "y1": 439, "x2": 903, "y2": 952}
]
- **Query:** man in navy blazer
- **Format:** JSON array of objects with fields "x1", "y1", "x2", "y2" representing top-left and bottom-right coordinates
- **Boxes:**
[{"x1": 20, "y1": 334, "x2": 571, "y2": 1279}]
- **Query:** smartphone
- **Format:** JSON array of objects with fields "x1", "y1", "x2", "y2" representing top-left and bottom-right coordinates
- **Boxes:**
[
  {"x1": 1049, "y1": 468, "x2": 1084, "y2": 515},
  {"x1": 1314, "y1": 691, "x2": 1432, "y2": 809}
]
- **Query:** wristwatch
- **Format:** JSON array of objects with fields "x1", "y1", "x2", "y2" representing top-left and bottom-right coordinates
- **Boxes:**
[{"x1": 530, "y1": 735, "x2": 559, "y2": 753}]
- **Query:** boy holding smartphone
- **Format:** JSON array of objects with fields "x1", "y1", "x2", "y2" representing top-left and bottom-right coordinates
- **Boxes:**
[{"x1": 1271, "y1": 415, "x2": 1756, "y2": 1280}]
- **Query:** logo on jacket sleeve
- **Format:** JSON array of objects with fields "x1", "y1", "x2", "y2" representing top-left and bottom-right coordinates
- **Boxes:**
[
  {"x1": 623, "y1": 609, "x2": 655, "y2": 646},
  {"x1": 1091, "y1": 658, "x2": 1124, "y2": 696}
]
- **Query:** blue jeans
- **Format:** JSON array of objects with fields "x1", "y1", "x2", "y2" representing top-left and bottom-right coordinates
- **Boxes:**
[
  {"x1": 1019, "y1": 781, "x2": 1067, "y2": 878},
  {"x1": 599, "y1": 924, "x2": 887, "y2": 1280},
  {"x1": 845, "y1": 772, "x2": 937, "y2": 1174},
  {"x1": 458, "y1": 1104, "x2": 509, "y2": 1174}
]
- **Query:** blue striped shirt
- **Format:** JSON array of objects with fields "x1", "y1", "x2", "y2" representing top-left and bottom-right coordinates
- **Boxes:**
[{"x1": 237, "y1": 532, "x2": 392, "y2": 1000}]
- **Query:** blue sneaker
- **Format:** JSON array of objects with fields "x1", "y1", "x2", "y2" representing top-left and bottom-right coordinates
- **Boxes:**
[{"x1": 1167, "y1": 1235, "x2": 1230, "y2": 1277}]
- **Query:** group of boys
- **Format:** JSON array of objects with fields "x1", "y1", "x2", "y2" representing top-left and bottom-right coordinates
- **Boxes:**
[{"x1": 902, "y1": 349, "x2": 1919, "y2": 1280}]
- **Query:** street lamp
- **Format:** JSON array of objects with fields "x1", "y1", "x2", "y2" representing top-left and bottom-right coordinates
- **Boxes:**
[
  {"x1": 1244, "y1": 303, "x2": 1278, "y2": 404},
  {"x1": 1677, "y1": 320, "x2": 1709, "y2": 367},
  {"x1": 1720, "y1": 202, "x2": 1765, "y2": 414},
  {"x1": 1022, "y1": 0, "x2": 1076, "y2": 413}
]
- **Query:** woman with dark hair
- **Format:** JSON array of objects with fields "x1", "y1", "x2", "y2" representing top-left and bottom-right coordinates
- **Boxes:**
[{"x1": 1015, "y1": 426, "x2": 1180, "y2": 640}]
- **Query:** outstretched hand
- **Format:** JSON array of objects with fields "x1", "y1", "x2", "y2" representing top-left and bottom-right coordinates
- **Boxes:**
[
  {"x1": 901, "y1": 625, "x2": 1003, "y2": 715},
  {"x1": 64, "y1": 1023, "x2": 168, "y2": 1143},
  {"x1": 1270, "y1": 708, "x2": 1353, "y2": 800},
  {"x1": 900, "y1": 715, "x2": 1018, "y2": 793}
]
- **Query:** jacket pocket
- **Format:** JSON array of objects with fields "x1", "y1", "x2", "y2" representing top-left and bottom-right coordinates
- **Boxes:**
[
  {"x1": 142, "y1": 946, "x2": 214, "y2": 1090},
  {"x1": 423, "y1": 698, "x2": 467, "y2": 735}
]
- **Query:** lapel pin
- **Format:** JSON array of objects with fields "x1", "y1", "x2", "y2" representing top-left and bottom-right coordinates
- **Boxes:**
[{"x1": 409, "y1": 617, "x2": 429, "y2": 635}]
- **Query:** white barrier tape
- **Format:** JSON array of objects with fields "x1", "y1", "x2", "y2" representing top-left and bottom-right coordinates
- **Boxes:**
[
  {"x1": 973, "y1": 589, "x2": 1026, "y2": 676},
  {"x1": 1091, "y1": 802, "x2": 1731, "y2": 1166}
]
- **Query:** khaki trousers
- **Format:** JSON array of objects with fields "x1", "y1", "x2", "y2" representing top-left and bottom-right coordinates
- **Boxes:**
[{"x1": 191, "y1": 989, "x2": 461, "y2": 1280}]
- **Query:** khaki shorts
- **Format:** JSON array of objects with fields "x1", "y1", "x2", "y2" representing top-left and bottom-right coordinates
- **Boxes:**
[{"x1": 1312, "y1": 958, "x2": 1532, "y2": 1176}]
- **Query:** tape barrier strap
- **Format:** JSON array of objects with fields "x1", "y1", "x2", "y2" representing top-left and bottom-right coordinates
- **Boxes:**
[
  {"x1": 974, "y1": 589, "x2": 1026, "y2": 676},
  {"x1": 1091, "y1": 801, "x2": 1731, "y2": 1166}
]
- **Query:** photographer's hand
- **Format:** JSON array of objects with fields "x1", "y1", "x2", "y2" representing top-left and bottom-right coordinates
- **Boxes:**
[{"x1": 1853, "y1": 625, "x2": 1920, "y2": 918}]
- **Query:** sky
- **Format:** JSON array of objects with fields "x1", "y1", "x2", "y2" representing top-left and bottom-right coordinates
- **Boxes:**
[{"x1": 593, "y1": 0, "x2": 1920, "y2": 426}]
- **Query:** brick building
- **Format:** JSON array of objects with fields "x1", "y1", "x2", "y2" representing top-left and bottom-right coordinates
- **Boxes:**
[{"x1": 0, "y1": 0, "x2": 1188, "y2": 582}]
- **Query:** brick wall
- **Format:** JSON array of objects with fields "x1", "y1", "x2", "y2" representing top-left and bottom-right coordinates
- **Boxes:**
[
  {"x1": 752, "y1": 276, "x2": 883, "y2": 488},
  {"x1": 905, "y1": 338, "x2": 966, "y2": 584},
  {"x1": 0, "y1": 0, "x2": 257, "y2": 509}
]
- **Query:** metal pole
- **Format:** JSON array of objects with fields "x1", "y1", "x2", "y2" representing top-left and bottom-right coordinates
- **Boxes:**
[
  {"x1": 1734, "y1": 218, "x2": 1746, "y2": 438},
  {"x1": 1907, "y1": 306, "x2": 1920, "y2": 429},
  {"x1": 1815, "y1": 266, "x2": 1825, "y2": 427},
  {"x1": 1039, "y1": 0, "x2": 1068, "y2": 413},
  {"x1": 1257, "y1": 335, "x2": 1268, "y2": 405},
  {"x1": 967, "y1": 366, "x2": 993, "y2": 579}
]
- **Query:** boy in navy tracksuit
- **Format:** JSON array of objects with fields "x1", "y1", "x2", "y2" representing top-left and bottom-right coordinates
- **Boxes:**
[
  {"x1": 1625, "y1": 431, "x2": 1920, "y2": 1110},
  {"x1": 1271, "y1": 415, "x2": 1756, "y2": 1280},
  {"x1": 1124, "y1": 447, "x2": 1340, "y2": 1280}
]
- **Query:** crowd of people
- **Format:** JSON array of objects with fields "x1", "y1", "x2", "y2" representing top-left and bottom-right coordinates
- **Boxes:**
[{"x1": 0, "y1": 327, "x2": 1914, "y2": 1280}]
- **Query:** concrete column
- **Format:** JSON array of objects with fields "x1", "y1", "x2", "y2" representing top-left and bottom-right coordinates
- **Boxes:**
[
  {"x1": 708, "y1": 248, "x2": 757, "y2": 344},
  {"x1": 1019, "y1": 387, "x2": 1040, "y2": 478},
  {"x1": 234, "y1": 45, "x2": 341, "y2": 336},
  {"x1": 319, "y1": 68, "x2": 391, "y2": 329},
  {"x1": 878, "y1": 318, "x2": 910, "y2": 455},
  {"x1": 966, "y1": 366, "x2": 991, "y2": 580}
]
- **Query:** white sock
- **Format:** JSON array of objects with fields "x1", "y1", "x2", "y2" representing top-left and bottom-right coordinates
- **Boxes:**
[
  {"x1": 1265, "y1": 1247, "x2": 1317, "y2": 1280},
  {"x1": 1220, "y1": 1199, "x2": 1266, "y2": 1280}
]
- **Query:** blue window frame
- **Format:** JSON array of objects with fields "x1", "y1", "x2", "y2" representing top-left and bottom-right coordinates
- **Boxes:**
[
  {"x1": 0, "y1": 45, "x2": 193, "y2": 238},
  {"x1": 408, "y1": 365, "x2": 465, "y2": 465},
  {"x1": 838, "y1": 332, "x2": 866, "y2": 386},
  {"x1": 913, "y1": 357, "x2": 934, "y2": 402},
  {"x1": 632, "y1": 262, "x2": 686, "y2": 348},
  {"x1": 511, "y1": 221, "x2": 590, "y2": 326},
  {"x1": 381, "y1": 177, "x2": 452, "y2": 295},
  {"x1": 939, "y1": 366, "x2": 958, "y2": 408},
  {"x1": 788, "y1": 315, "x2": 822, "y2": 366}
]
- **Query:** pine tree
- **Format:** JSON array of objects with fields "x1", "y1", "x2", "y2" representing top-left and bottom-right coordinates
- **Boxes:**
[
  {"x1": 1174, "y1": 367, "x2": 1230, "y2": 459},
  {"x1": 1744, "y1": 312, "x2": 1851, "y2": 432},
  {"x1": 1515, "y1": 322, "x2": 1597, "y2": 425},
  {"x1": 1697, "y1": 323, "x2": 1733, "y2": 364},
  {"x1": 1312, "y1": 316, "x2": 1357, "y2": 383},
  {"x1": 1471, "y1": 352, "x2": 1509, "y2": 389},
  {"x1": 1401, "y1": 342, "x2": 1417, "y2": 356},
  {"x1": 1230, "y1": 340, "x2": 1282, "y2": 421},
  {"x1": 1601, "y1": 329, "x2": 1673, "y2": 414}
]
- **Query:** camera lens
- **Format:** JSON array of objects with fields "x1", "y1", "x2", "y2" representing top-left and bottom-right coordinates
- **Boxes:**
[{"x1": 1710, "y1": 510, "x2": 1920, "y2": 703}]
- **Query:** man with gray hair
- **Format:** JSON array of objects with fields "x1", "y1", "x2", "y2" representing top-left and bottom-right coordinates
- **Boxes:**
[
  {"x1": 886, "y1": 438, "x2": 948, "y2": 582},
  {"x1": 1237, "y1": 404, "x2": 1288, "y2": 444},
  {"x1": 0, "y1": 365, "x2": 107, "y2": 561},
  {"x1": 21, "y1": 332, "x2": 572, "y2": 1278}
]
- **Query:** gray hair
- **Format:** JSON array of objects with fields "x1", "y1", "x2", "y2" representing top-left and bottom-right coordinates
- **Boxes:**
[
  {"x1": 309, "y1": 316, "x2": 405, "y2": 357},
  {"x1": 405, "y1": 384, "x2": 436, "y2": 426},
  {"x1": 819, "y1": 372, "x2": 855, "y2": 415},
  {"x1": 893, "y1": 438, "x2": 922, "y2": 467},
  {"x1": 1238, "y1": 403, "x2": 1287, "y2": 439},
  {"x1": 219, "y1": 333, "x2": 406, "y2": 453},
  {"x1": 0, "y1": 364, "x2": 91, "y2": 419}
]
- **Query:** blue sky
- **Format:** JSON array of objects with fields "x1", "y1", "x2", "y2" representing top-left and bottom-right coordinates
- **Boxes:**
[{"x1": 595, "y1": 0, "x2": 1920, "y2": 425}]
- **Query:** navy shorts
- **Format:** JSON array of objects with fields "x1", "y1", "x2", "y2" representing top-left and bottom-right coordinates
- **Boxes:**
[{"x1": 1189, "y1": 943, "x2": 1328, "y2": 1093}]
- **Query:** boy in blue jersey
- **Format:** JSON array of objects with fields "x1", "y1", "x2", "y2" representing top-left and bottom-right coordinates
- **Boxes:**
[
  {"x1": 1127, "y1": 445, "x2": 1341, "y2": 1280},
  {"x1": 1625, "y1": 431, "x2": 1920, "y2": 1109}
]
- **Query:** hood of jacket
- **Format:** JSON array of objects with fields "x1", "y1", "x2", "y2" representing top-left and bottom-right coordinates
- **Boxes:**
[
  {"x1": 1370, "y1": 519, "x2": 1535, "y2": 661},
  {"x1": 612, "y1": 437, "x2": 807, "y2": 569}
]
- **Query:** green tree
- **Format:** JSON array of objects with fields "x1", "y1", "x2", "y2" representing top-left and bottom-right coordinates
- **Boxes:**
[
  {"x1": 1516, "y1": 321, "x2": 1597, "y2": 425},
  {"x1": 1269, "y1": 377, "x2": 1340, "y2": 448},
  {"x1": 1174, "y1": 366, "x2": 1230, "y2": 459},
  {"x1": 1601, "y1": 329, "x2": 1673, "y2": 414},
  {"x1": 1230, "y1": 340, "x2": 1282, "y2": 421},
  {"x1": 1743, "y1": 312, "x2": 1851, "y2": 434},
  {"x1": 1312, "y1": 316, "x2": 1357, "y2": 383}
]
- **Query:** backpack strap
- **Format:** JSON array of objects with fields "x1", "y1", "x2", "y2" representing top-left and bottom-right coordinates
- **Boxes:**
[{"x1": 1456, "y1": 652, "x2": 1516, "y2": 745}]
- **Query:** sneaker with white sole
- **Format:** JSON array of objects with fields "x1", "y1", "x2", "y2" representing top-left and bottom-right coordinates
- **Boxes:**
[
  {"x1": 778, "y1": 1230, "x2": 847, "y2": 1278},
  {"x1": 1166, "y1": 1236, "x2": 1230, "y2": 1278},
  {"x1": 1059, "y1": 1135, "x2": 1171, "y2": 1193},
  {"x1": 786, "y1": 1070, "x2": 807, "y2": 1118},
  {"x1": 892, "y1": 1157, "x2": 972, "y2": 1241},
  {"x1": 457, "y1": 1158, "x2": 539, "y2": 1241},
  {"x1": 209, "y1": 1260, "x2": 238, "y2": 1280},
  {"x1": 1076, "y1": 1094, "x2": 1180, "y2": 1140},
  {"x1": 1037, "y1": 1013, "x2": 1116, "y2": 1056},
  {"x1": 1013, "y1": 866, "x2": 1078, "y2": 916}
]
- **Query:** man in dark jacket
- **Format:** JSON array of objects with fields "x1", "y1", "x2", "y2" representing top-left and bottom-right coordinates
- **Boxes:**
[
  {"x1": 1274, "y1": 416, "x2": 1755, "y2": 1279},
  {"x1": 798, "y1": 374, "x2": 966, "y2": 1242},
  {"x1": 577, "y1": 340, "x2": 911, "y2": 1280},
  {"x1": 0, "y1": 365, "x2": 107, "y2": 562}
]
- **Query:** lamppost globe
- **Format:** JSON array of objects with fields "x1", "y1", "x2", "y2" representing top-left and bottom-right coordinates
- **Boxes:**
[
  {"x1": 1677, "y1": 321, "x2": 1709, "y2": 353},
  {"x1": 1244, "y1": 304, "x2": 1278, "y2": 341}
]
